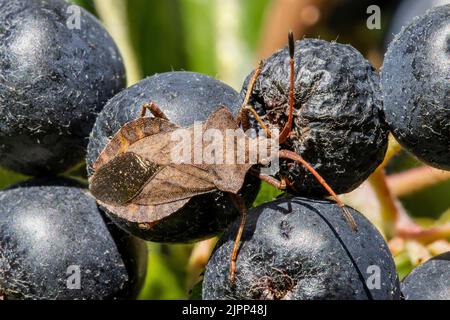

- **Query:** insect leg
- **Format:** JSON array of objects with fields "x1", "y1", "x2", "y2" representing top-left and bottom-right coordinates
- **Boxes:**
[
  {"x1": 236, "y1": 60, "x2": 263, "y2": 128},
  {"x1": 279, "y1": 174, "x2": 300, "y2": 194},
  {"x1": 249, "y1": 168, "x2": 286, "y2": 190},
  {"x1": 140, "y1": 102, "x2": 169, "y2": 120},
  {"x1": 279, "y1": 31, "x2": 296, "y2": 145},
  {"x1": 237, "y1": 106, "x2": 251, "y2": 132},
  {"x1": 228, "y1": 193, "x2": 249, "y2": 287},
  {"x1": 278, "y1": 149, "x2": 358, "y2": 231},
  {"x1": 243, "y1": 105, "x2": 272, "y2": 138}
]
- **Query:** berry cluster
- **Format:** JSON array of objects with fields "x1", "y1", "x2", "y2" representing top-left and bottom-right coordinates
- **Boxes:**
[{"x1": 0, "y1": 0, "x2": 448, "y2": 300}]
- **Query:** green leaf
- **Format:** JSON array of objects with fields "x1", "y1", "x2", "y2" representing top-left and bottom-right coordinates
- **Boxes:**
[
  {"x1": 69, "y1": 0, "x2": 97, "y2": 15},
  {"x1": 127, "y1": 0, "x2": 187, "y2": 77},
  {"x1": 0, "y1": 167, "x2": 28, "y2": 190},
  {"x1": 395, "y1": 251, "x2": 414, "y2": 281},
  {"x1": 253, "y1": 182, "x2": 283, "y2": 207},
  {"x1": 138, "y1": 243, "x2": 189, "y2": 300},
  {"x1": 189, "y1": 279, "x2": 203, "y2": 300},
  {"x1": 178, "y1": 0, "x2": 216, "y2": 75}
]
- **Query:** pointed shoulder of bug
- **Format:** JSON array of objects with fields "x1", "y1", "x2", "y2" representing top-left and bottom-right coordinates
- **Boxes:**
[{"x1": 204, "y1": 106, "x2": 239, "y2": 131}]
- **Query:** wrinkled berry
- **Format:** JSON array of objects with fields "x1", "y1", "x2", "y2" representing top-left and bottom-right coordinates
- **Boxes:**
[{"x1": 241, "y1": 39, "x2": 387, "y2": 196}]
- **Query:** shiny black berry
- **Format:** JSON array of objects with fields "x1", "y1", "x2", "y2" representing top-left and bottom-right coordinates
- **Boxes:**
[
  {"x1": 402, "y1": 252, "x2": 450, "y2": 300},
  {"x1": 0, "y1": 0, "x2": 125, "y2": 175},
  {"x1": 0, "y1": 182, "x2": 147, "y2": 300},
  {"x1": 381, "y1": 5, "x2": 450, "y2": 169}
]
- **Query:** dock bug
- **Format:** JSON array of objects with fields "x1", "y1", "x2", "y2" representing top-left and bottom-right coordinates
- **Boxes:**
[{"x1": 89, "y1": 31, "x2": 357, "y2": 285}]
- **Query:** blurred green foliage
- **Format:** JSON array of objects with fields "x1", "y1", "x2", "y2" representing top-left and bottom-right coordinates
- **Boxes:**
[
  {"x1": 0, "y1": 0, "x2": 449, "y2": 300},
  {"x1": 0, "y1": 168, "x2": 27, "y2": 189},
  {"x1": 387, "y1": 152, "x2": 450, "y2": 219}
]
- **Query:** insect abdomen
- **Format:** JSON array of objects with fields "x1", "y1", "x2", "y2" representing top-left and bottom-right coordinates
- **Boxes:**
[{"x1": 93, "y1": 117, "x2": 177, "y2": 171}]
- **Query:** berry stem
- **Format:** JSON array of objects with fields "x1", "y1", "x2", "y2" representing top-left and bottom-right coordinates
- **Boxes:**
[
  {"x1": 369, "y1": 135, "x2": 450, "y2": 242},
  {"x1": 368, "y1": 135, "x2": 402, "y2": 238},
  {"x1": 397, "y1": 224, "x2": 450, "y2": 244},
  {"x1": 387, "y1": 166, "x2": 450, "y2": 197},
  {"x1": 378, "y1": 135, "x2": 402, "y2": 169},
  {"x1": 368, "y1": 169, "x2": 398, "y2": 238}
]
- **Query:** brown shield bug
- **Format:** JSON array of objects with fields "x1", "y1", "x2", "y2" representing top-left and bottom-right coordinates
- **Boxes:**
[{"x1": 89, "y1": 31, "x2": 357, "y2": 285}]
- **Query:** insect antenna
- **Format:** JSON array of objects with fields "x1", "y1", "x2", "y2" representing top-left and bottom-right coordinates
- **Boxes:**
[{"x1": 279, "y1": 30, "x2": 296, "y2": 144}]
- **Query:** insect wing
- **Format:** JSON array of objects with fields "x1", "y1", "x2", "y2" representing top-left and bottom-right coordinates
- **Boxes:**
[
  {"x1": 131, "y1": 165, "x2": 216, "y2": 205},
  {"x1": 90, "y1": 152, "x2": 162, "y2": 205},
  {"x1": 98, "y1": 198, "x2": 191, "y2": 223}
]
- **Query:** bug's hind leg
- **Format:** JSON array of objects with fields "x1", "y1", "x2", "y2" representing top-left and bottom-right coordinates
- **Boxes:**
[
  {"x1": 278, "y1": 149, "x2": 358, "y2": 231},
  {"x1": 249, "y1": 168, "x2": 286, "y2": 190},
  {"x1": 140, "y1": 102, "x2": 169, "y2": 120},
  {"x1": 228, "y1": 193, "x2": 249, "y2": 287}
]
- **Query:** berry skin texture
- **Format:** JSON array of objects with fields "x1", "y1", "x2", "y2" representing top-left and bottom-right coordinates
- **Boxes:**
[
  {"x1": 87, "y1": 72, "x2": 260, "y2": 243},
  {"x1": 0, "y1": 0, "x2": 126, "y2": 175},
  {"x1": 241, "y1": 39, "x2": 387, "y2": 196},
  {"x1": 203, "y1": 198, "x2": 400, "y2": 300},
  {"x1": 381, "y1": 5, "x2": 450, "y2": 170},
  {"x1": 401, "y1": 252, "x2": 450, "y2": 300},
  {"x1": 0, "y1": 183, "x2": 147, "y2": 300}
]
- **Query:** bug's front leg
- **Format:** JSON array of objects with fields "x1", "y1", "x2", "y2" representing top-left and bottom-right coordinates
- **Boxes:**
[
  {"x1": 236, "y1": 60, "x2": 263, "y2": 129},
  {"x1": 243, "y1": 105, "x2": 272, "y2": 138},
  {"x1": 140, "y1": 102, "x2": 169, "y2": 120}
]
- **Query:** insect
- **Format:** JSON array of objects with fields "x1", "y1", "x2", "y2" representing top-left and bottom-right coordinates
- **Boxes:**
[{"x1": 89, "y1": 31, "x2": 357, "y2": 286}]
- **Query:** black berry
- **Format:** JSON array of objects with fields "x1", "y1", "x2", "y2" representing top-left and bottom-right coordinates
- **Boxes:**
[
  {"x1": 401, "y1": 252, "x2": 450, "y2": 300},
  {"x1": 241, "y1": 39, "x2": 388, "y2": 196},
  {"x1": 203, "y1": 197, "x2": 400, "y2": 300},
  {"x1": 0, "y1": 182, "x2": 147, "y2": 300},
  {"x1": 0, "y1": 0, "x2": 125, "y2": 175},
  {"x1": 381, "y1": 5, "x2": 450, "y2": 169}
]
